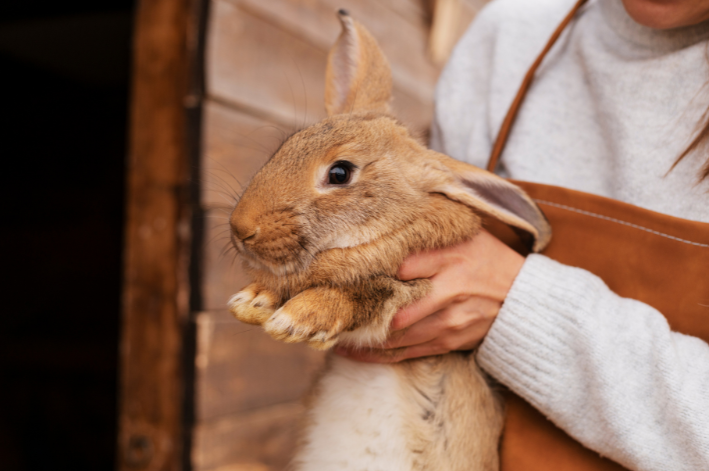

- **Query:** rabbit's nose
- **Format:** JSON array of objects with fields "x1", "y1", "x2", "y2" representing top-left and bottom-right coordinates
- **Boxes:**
[
  {"x1": 233, "y1": 223, "x2": 257, "y2": 242},
  {"x1": 230, "y1": 207, "x2": 258, "y2": 242}
]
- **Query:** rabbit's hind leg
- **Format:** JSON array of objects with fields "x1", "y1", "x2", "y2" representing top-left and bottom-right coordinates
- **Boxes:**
[{"x1": 398, "y1": 354, "x2": 504, "y2": 471}]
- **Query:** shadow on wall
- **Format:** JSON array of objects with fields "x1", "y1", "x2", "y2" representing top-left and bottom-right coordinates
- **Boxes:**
[{"x1": 0, "y1": 1, "x2": 133, "y2": 470}]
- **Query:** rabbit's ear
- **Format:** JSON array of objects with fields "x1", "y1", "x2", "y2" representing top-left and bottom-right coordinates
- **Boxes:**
[
  {"x1": 325, "y1": 11, "x2": 393, "y2": 116},
  {"x1": 426, "y1": 154, "x2": 552, "y2": 253}
]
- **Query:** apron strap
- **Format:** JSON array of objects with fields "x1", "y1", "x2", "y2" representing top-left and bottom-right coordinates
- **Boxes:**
[{"x1": 486, "y1": 0, "x2": 588, "y2": 172}]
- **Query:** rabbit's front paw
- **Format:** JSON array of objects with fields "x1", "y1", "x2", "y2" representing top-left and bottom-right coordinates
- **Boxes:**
[
  {"x1": 228, "y1": 283, "x2": 278, "y2": 325},
  {"x1": 263, "y1": 287, "x2": 353, "y2": 350}
]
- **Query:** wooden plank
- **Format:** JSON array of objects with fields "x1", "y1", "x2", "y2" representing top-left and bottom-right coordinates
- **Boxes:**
[
  {"x1": 204, "y1": 465, "x2": 271, "y2": 471},
  {"x1": 377, "y1": 0, "x2": 429, "y2": 26},
  {"x1": 225, "y1": 0, "x2": 439, "y2": 104},
  {"x1": 194, "y1": 310, "x2": 325, "y2": 421},
  {"x1": 392, "y1": 86, "x2": 435, "y2": 135},
  {"x1": 192, "y1": 402, "x2": 306, "y2": 471},
  {"x1": 206, "y1": 0, "x2": 328, "y2": 127},
  {"x1": 207, "y1": 0, "x2": 438, "y2": 129},
  {"x1": 463, "y1": 0, "x2": 492, "y2": 13},
  {"x1": 316, "y1": 0, "x2": 438, "y2": 101},
  {"x1": 203, "y1": 464, "x2": 271, "y2": 471},
  {"x1": 118, "y1": 0, "x2": 200, "y2": 469},
  {"x1": 201, "y1": 100, "x2": 284, "y2": 208},
  {"x1": 429, "y1": 0, "x2": 487, "y2": 64},
  {"x1": 199, "y1": 101, "x2": 267, "y2": 310},
  {"x1": 201, "y1": 205, "x2": 251, "y2": 311}
]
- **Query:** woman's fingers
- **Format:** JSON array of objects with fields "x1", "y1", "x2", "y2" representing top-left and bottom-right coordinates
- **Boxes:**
[
  {"x1": 391, "y1": 250, "x2": 483, "y2": 331},
  {"x1": 397, "y1": 248, "x2": 445, "y2": 281},
  {"x1": 387, "y1": 296, "x2": 499, "y2": 349},
  {"x1": 336, "y1": 296, "x2": 501, "y2": 363},
  {"x1": 337, "y1": 230, "x2": 526, "y2": 364},
  {"x1": 335, "y1": 342, "x2": 446, "y2": 364},
  {"x1": 390, "y1": 287, "x2": 447, "y2": 330},
  {"x1": 336, "y1": 331, "x2": 474, "y2": 364},
  {"x1": 384, "y1": 312, "x2": 442, "y2": 348},
  {"x1": 391, "y1": 251, "x2": 445, "y2": 330},
  {"x1": 392, "y1": 236, "x2": 487, "y2": 330}
]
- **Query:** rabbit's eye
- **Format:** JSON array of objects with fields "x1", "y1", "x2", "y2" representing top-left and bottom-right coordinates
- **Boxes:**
[{"x1": 328, "y1": 162, "x2": 353, "y2": 185}]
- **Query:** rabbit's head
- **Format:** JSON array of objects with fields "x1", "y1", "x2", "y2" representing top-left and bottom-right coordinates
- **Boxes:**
[{"x1": 230, "y1": 11, "x2": 550, "y2": 277}]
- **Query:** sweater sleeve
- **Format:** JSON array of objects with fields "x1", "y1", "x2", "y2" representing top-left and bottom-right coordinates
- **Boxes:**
[{"x1": 477, "y1": 254, "x2": 709, "y2": 471}]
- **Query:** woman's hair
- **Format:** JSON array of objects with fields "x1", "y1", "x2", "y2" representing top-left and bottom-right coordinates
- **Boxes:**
[
  {"x1": 672, "y1": 110, "x2": 709, "y2": 181},
  {"x1": 672, "y1": 41, "x2": 709, "y2": 182}
]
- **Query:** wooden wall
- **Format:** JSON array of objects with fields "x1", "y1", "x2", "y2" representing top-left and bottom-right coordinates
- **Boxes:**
[{"x1": 192, "y1": 1, "x2": 487, "y2": 470}]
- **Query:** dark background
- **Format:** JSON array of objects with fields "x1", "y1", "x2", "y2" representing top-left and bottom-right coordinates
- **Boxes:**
[{"x1": 0, "y1": 1, "x2": 134, "y2": 469}]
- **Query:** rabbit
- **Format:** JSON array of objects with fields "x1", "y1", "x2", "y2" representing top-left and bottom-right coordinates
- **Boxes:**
[{"x1": 227, "y1": 10, "x2": 552, "y2": 471}]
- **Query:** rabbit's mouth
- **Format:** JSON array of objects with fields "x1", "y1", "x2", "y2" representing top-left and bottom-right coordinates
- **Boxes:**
[
  {"x1": 233, "y1": 230, "x2": 318, "y2": 276},
  {"x1": 230, "y1": 208, "x2": 319, "y2": 275}
]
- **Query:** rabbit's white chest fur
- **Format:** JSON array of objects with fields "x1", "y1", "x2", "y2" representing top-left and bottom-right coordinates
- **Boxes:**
[
  {"x1": 295, "y1": 356, "x2": 415, "y2": 470},
  {"x1": 293, "y1": 354, "x2": 503, "y2": 471}
]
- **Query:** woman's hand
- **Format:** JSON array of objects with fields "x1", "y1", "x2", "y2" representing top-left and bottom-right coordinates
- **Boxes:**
[{"x1": 335, "y1": 229, "x2": 525, "y2": 363}]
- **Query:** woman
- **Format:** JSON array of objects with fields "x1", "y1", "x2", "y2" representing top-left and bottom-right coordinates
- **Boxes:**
[{"x1": 335, "y1": 0, "x2": 709, "y2": 468}]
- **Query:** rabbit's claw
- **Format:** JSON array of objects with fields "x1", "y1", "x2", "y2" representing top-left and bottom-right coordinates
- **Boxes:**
[
  {"x1": 228, "y1": 283, "x2": 278, "y2": 325},
  {"x1": 263, "y1": 287, "x2": 351, "y2": 350}
]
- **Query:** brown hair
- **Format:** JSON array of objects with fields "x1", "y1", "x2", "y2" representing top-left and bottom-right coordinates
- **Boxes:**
[{"x1": 671, "y1": 109, "x2": 709, "y2": 181}]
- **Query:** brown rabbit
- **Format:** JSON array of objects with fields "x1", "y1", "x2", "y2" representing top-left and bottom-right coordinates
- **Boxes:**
[{"x1": 228, "y1": 11, "x2": 551, "y2": 471}]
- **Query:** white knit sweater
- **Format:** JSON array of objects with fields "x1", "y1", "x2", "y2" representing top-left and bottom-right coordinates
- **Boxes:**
[{"x1": 431, "y1": 0, "x2": 709, "y2": 469}]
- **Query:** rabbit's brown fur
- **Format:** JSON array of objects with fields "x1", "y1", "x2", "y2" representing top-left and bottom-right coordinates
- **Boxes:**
[
  {"x1": 231, "y1": 112, "x2": 489, "y2": 348},
  {"x1": 227, "y1": 11, "x2": 551, "y2": 470}
]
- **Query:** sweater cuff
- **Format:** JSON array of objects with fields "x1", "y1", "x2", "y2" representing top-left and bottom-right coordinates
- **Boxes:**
[{"x1": 477, "y1": 254, "x2": 607, "y2": 409}]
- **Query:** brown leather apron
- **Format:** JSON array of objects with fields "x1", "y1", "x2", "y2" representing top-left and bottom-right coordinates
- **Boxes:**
[{"x1": 485, "y1": 1, "x2": 709, "y2": 468}]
